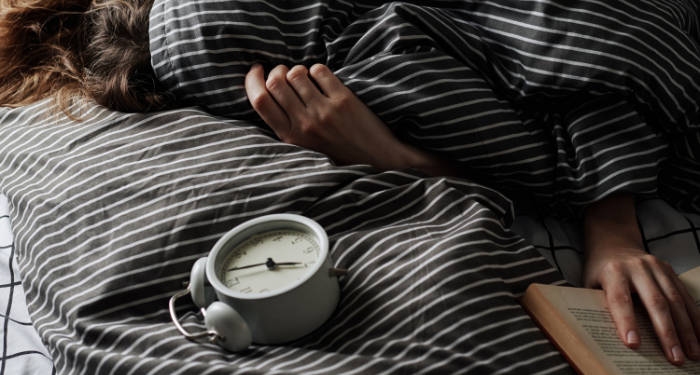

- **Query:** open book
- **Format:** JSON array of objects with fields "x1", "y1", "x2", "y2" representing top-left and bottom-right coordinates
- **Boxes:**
[{"x1": 521, "y1": 266, "x2": 700, "y2": 374}]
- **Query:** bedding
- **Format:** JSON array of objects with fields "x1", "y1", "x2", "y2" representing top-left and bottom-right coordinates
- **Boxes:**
[
  {"x1": 0, "y1": 194, "x2": 53, "y2": 374},
  {"x1": 1, "y1": 104, "x2": 700, "y2": 374},
  {"x1": 0, "y1": 102, "x2": 573, "y2": 375},
  {"x1": 3, "y1": 0, "x2": 700, "y2": 373},
  {"x1": 149, "y1": 0, "x2": 700, "y2": 219},
  {"x1": 2, "y1": 122, "x2": 700, "y2": 375},
  {"x1": 510, "y1": 197, "x2": 700, "y2": 287}
]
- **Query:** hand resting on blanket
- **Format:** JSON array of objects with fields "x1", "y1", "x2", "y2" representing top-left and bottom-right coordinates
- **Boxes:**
[
  {"x1": 244, "y1": 63, "x2": 466, "y2": 179},
  {"x1": 245, "y1": 63, "x2": 700, "y2": 366}
]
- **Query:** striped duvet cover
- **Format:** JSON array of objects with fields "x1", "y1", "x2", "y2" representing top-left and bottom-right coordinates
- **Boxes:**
[
  {"x1": 149, "y1": 0, "x2": 700, "y2": 218},
  {"x1": 2, "y1": 0, "x2": 700, "y2": 374},
  {"x1": 0, "y1": 103, "x2": 572, "y2": 374}
]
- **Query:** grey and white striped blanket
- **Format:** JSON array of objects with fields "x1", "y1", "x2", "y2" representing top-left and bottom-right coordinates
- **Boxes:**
[
  {"x1": 3, "y1": 0, "x2": 700, "y2": 374},
  {"x1": 0, "y1": 102, "x2": 573, "y2": 374},
  {"x1": 2, "y1": 103, "x2": 700, "y2": 374},
  {"x1": 3, "y1": 171, "x2": 700, "y2": 375},
  {"x1": 149, "y1": 0, "x2": 700, "y2": 218}
]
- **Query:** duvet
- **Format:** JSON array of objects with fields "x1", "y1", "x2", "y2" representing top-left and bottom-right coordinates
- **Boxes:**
[
  {"x1": 2, "y1": 0, "x2": 700, "y2": 374},
  {"x1": 0, "y1": 102, "x2": 570, "y2": 374},
  {"x1": 149, "y1": 0, "x2": 700, "y2": 218}
]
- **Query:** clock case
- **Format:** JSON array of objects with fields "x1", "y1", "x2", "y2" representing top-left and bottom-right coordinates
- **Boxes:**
[{"x1": 169, "y1": 214, "x2": 342, "y2": 352}]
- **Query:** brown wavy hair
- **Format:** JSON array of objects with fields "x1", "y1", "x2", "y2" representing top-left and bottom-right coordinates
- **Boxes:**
[{"x1": 0, "y1": 0, "x2": 174, "y2": 118}]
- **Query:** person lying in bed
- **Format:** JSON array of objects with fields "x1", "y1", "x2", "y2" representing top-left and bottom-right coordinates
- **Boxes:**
[{"x1": 2, "y1": 0, "x2": 700, "y2": 366}]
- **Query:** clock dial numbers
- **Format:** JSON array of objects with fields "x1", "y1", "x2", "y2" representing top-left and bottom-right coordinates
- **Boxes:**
[
  {"x1": 226, "y1": 278, "x2": 239, "y2": 288},
  {"x1": 220, "y1": 230, "x2": 321, "y2": 294}
]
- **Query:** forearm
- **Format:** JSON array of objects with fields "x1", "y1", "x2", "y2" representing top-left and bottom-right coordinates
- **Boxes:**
[{"x1": 397, "y1": 143, "x2": 470, "y2": 179}]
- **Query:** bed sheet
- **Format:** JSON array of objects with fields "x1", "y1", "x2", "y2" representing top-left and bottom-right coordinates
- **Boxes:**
[
  {"x1": 0, "y1": 194, "x2": 54, "y2": 375},
  {"x1": 511, "y1": 197, "x2": 700, "y2": 287}
]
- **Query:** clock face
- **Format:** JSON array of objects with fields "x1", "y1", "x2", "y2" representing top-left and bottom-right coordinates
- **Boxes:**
[{"x1": 219, "y1": 230, "x2": 321, "y2": 295}]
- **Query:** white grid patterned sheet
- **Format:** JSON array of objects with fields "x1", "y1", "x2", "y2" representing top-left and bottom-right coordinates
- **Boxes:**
[
  {"x1": 511, "y1": 197, "x2": 700, "y2": 286},
  {"x1": 0, "y1": 194, "x2": 54, "y2": 375}
]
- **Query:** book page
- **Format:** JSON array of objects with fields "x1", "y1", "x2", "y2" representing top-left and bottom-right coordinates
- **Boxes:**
[
  {"x1": 568, "y1": 305, "x2": 700, "y2": 374},
  {"x1": 679, "y1": 266, "x2": 700, "y2": 309},
  {"x1": 540, "y1": 274, "x2": 700, "y2": 375}
]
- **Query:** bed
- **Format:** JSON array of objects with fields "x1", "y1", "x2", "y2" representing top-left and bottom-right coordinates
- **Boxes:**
[
  {"x1": 3, "y1": 0, "x2": 700, "y2": 372},
  {"x1": 0, "y1": 101, "x2": 699, "y2": 375},
  {"x1": 0, "y1": 194, "x2": 53, "y2": 374}
]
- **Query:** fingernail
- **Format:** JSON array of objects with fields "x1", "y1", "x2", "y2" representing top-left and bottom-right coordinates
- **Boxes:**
[
  {"x1": 251, "y1": 63, "x2": 261, "y2": 69},
  {"x1": 627, "y1": 331, "x2": 640, "y2": 345},
  {"x1": 690, "y1": 340, "x2": 700, "y2": 357},
  {"x1": 672, "y1": 345, "x2": 685, "y2": 362}
]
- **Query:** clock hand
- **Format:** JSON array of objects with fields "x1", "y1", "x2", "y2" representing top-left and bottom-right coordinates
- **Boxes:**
[
  {"x1": 227, "y1": 258, "x2": 302, "y2": 272},
  {"x1": 227, "y1": 262, "x2": 267, "y2": 271}
]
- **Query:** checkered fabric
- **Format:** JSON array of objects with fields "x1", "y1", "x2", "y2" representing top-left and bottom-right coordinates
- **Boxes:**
[
  {"x1": 510, "y1": 197, "x2": 700, "y2": 287},
  {"x1": 0, "y1": 194, "x2": 54, "y2": 375}
]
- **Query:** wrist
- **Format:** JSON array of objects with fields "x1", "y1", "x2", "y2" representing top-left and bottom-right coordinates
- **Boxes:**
[
  {"x1": 363, "y1": 140, "x2": 416, "y2": 172},
  {"x1": 401, "y1": 143, "x2": 468, "y2": 178},
  {"x1": 367, "y1": 139, "x2": 468, "y2": 179},
  {"x1": 584, "y1": 193, "x2": 643, "y2": 258}
]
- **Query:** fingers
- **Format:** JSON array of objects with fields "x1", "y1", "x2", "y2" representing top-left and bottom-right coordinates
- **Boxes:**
[
  {"x1": 649, "y1": 262, "x2": 699, "y2": 362},
  {"x1": 600, "y1": 267, "x2": 640, "y2": 349},
  {"x1": 286, "y1": 65, "x2": 326, "y2": 105},
  {"x1": 245, "y1": 63, "x2": 337, "y2": 146},
  {"x1": 309, "y1": 64, "x2": 350, "y2": 98},
  {"x1": 666, "y1": 265, "x2": 700, "y2": 360},
  {"x1": 631, "y1": 263, "x2": 685, "y2": 365},
  {"x1": 245, "y1": 63, "x2": 291, "y2": 139},
  {"x1": 266, "y1": 65, "x2": 305, "y2": 114}
]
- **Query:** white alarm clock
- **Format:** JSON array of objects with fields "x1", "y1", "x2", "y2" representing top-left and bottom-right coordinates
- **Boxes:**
[{"x1": 169, "y1": 214, "x2": 347, "y2": 351}]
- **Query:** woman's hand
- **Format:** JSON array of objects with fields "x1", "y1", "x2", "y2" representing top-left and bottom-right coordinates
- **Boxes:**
[
  {"x1": 584, "y1": 194, "x2": 700, "y2": 366},
  {"x1": 244, "y1": 63, "x2": 467, "y2": 178}
]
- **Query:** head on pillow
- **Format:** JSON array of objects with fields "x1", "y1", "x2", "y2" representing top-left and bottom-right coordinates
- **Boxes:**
[{"x1": 0, "y1": 0, "x2": 174, "y2": 116}]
